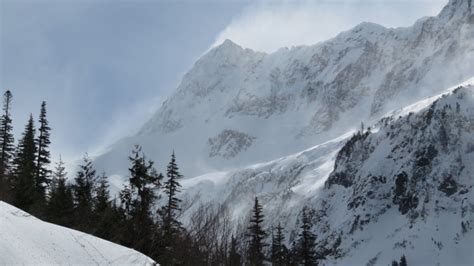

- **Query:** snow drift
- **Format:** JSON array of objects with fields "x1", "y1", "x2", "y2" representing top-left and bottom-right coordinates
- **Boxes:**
[{"x1": 0, "y1": 201, "x2": 156, "y2": 265}]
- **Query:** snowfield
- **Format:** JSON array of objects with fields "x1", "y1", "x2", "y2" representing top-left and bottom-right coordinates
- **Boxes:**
[{"x1": 0, "y1": 201, "x2": 156, "y2": 265}]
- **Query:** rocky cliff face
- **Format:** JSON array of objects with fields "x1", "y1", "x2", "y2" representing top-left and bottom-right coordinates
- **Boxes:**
[
  {"x1": 94, "y1": 0, "x2": 474, "y2": 178},
  {"x1": 318, "y1": 84, "x2": 474, "y2": 265},
  {"x1": 179, "y1": 80, "x2": 474, "y2": 265}
]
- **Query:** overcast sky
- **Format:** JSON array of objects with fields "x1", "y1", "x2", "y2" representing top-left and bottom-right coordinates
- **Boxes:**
[{"x1": 0, "y1": 0, "x2": 447, "y2": 164}]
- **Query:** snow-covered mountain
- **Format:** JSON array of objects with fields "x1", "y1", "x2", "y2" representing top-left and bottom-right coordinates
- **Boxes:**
[
  {"x1": 316, "y1": 81, "x2": 474, "y2": 265},
  {"x1": 95, "y1": 0, "x2": 474, "y2": 178},
  {"x1": 0, "y1": 201, "x2": 156, "y2": 265},
  {"x1": 87, "y1": 1, "x2": 474, "y2": 264},
  {"x1": 179, "y1": 79, "x2": 474, "y2": 265}
]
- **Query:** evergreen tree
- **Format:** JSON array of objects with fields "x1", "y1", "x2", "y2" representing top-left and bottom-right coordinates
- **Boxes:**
[
  {"x1": 122, "y1": 145, "x2": 161, "y2": 255},
  {"x1": 399, "y1": 255, "x2": 408, "y2": 266},
  {"x1": 0, "y1": 90, "x2": 14, "y2": 183},
  {"x1": 228, "y1": 235, "x2": 241, "y2": 266},
  {"x1": 162, "y1": 151, "x2": 183, "y2": 226},
  {"x1": 296, "y1": 207, "x2": 317, "y2": 266},
  {"x1": 107, "y1": 198, "x2": 127, "y2": 243},
  {"x1": 92, "y1": 172, "x2": 119, "y2": 240},
  {"x1": 247, "y1": 197, "x2": 266, "y2": 266},
  {"x1": 157, "y1": 151, "x2": 184, "y2": 264},
  {"x1": 271, "y1": 223, "x2": 287, "y2": 266},
  {"x1": 49, "y1": 156, "x2": 66, "y2": 192},
  {"x1": 10, "y1": 115, "x2": 36, "y2": 211},
  {"x1": 47, "y1": 157, "x2": 74, "y2": 226},
  {"x1": 128, "y1": 146, "x2": 161, "y2": 216},
  {"x1": 72, "y1": 155, "x2": 96, "y2": 231},
  {"x1": 35, "y1": 101, "x2": 51, "y2": 201},
  {"x1": 94, "y1": 172, "x2": 111, "y2": 214}
]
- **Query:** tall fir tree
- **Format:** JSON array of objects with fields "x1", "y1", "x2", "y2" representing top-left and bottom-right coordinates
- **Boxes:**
[
  {"x1": 271, "y1": 223, "x2": 287, "y2": 266},
  {"x1": 128, "y1": 146, "x2": 161, "y2": 215},
  {"x1": 247, "y1": 197, "x2": 266, "y2": 266},
  {"x1": 10, "y1": 115, "x2": 36, "y2": 211},
  {"x1": 49, "y1": 156, "x2": 66, "y2": 192},
  {"x1": 157, "y1": 151, "x2": 184, "y2": 265},
  {"x1": 47, "y1": 157, "x2": 74, "y2": 226},
  {"x1": 399, "y1": 255, "x2": 408, "y2": 266},
  {"x1": 72, "y1": 155, "x2": 96, "y2": 231},
  {"x1": 296, "y1": 207, "x2": 317, "y2": 266},
  {"x1": 94, "y1": 172, "x2": 111, "y2": 214},
  {"x1": 0, "y1": 90, "x2": 14, "y2": 184},
  {"x1": 121, "y1": 145, "x2": 161, "y2": 255},
  {"x1": 35, "y1": 101, "x2": 51, "y2": 201},
  {"x1": 92, "y1": 172, "x2": 118, "y2": 240}
]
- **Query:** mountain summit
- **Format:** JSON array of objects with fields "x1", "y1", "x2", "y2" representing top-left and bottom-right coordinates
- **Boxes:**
[{"x1": 95, "y1": 1, "x2": 474, "y2": 179}]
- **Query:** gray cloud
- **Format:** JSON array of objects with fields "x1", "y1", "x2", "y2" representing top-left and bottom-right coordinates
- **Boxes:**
[
  {"x1": 213, "y1": 0, "x2": 448, "y2": 52},
  {"x1": 0, "y1": 0, "x2": 449, "y2": 168},
  {"x1": 1, "y1": 0, "x2": 247, "y2": 164}
]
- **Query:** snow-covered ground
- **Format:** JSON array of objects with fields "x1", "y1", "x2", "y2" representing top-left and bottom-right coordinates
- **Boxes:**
[{"x1": 0, "y1": 201, "x2": 156, "y2": 265}]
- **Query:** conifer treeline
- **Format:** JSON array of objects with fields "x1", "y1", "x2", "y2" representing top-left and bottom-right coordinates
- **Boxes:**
[
  {"x1": 0, "y1": 90, "x2": 409, "y2": 266},
  {"x1": 0, "y1": 90, "x2": 321, "y2": 265},
  {"x1": 0, "y1": 90, "x2": 51, "y2": 215}
]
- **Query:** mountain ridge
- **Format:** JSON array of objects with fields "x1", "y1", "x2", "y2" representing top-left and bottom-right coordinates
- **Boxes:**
[
  {"x1": 178, "y1": 79, "x2": 474, "y2": 265},
  {"x1": 94, "y1": 0, "x2": 474, "y2": 179}
]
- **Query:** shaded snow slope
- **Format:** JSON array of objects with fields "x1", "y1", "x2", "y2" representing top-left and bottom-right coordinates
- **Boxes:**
[
  {"x1": 95, "y1": 0, "x2": 474, "y2": 177},
  {"x1": 179, "y1": 131, "x2": 352, "y2": 229},
  {"x1": 178, "y1": 80, "x2": 474, "y2": 265},
  {"x1": 0, "y1": 201, "x2": 156, "y2": 265},
  {"x1": 317, "y1": 83, "x2": 474, "y2": 265}
]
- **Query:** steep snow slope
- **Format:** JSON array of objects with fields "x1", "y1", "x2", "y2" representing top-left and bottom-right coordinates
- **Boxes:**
[
  {"x1": 0, "y1": 201, "x2": 156, "y2": 265},
  {"x1": 180, "y1": 131, "x2": 352, "y2": 227},
  {"x1": 178, "y1": 80, "x2": 474, "y2": 265},
  {"x1": 95, "y1": 0, "x2": 474, "y2": 177},
  {"x1": 319, "y1": 83, "x2": 474, "y2": 265}
]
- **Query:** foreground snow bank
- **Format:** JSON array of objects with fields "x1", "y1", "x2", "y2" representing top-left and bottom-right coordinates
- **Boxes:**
[{"x1": 0, "y1": 201, "x2": 156, "y2": 265}]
